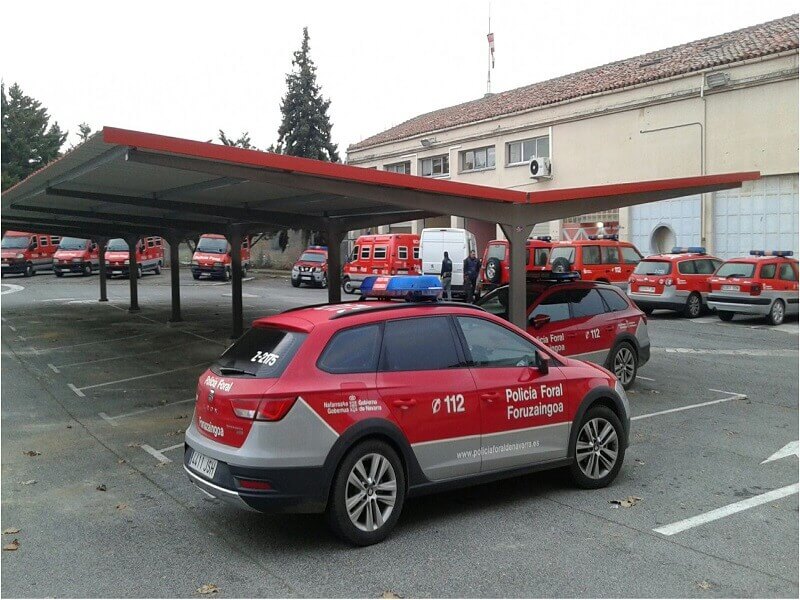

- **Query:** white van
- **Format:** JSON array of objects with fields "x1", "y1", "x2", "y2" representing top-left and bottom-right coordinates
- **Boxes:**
[{"x1": 420, "y1": 228, "x2": 478, "y2": 297}]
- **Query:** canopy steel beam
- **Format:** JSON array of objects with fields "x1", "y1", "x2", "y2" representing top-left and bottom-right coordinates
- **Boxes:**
[
  {"x1": 333, "y1": 211, "x2": 442, "y2": 232},
  {"x1": 45, "y1": 187, "x2": 325, "y2": 229},
  {"x1": 157, "y1": 177, "x2": 245, "y2": 198},
  {"x1": 2, "y1": 218, "x2": 131, "y2": 239}
]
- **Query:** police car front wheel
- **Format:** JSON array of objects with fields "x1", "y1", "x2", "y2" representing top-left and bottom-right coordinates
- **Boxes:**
[
  {"x1": 610, "y1": 342, "x2": 637, "y2": 389},
  {"x1": 767, "y1": 299, "x2": 785, "y2": 326},
  {"x1": 569, "y1": 405, "x2": 625, "y2": 489},
  {"x1": 327, "y1": 439, "x2": 405, "y2": 546}
]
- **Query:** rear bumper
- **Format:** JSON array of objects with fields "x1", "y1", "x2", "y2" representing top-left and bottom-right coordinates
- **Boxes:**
[
  {"x1": 638, "y1": 341, "x2": 651, "y2": 367},
  {"x1": 627, "y1": 287, "x2": 689, "y2": 312},
  {"x1": 708, "y1": 294, "x2": 771, "y2": 315}
]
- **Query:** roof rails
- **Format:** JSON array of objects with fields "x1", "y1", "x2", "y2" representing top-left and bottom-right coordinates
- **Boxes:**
[
  {"x1": 749, "y1": 250, "x2": 794, "y2": 257},
  {"x1": 671, "y1": 246, "x2": 706, "y2": 254}
]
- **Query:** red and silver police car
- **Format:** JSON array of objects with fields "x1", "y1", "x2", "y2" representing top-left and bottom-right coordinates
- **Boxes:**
[
  {"x1": 478, "y1": 236, "x2": 553, "y2": 293},
  {"x1": 478, "y1": 272, "x2": 649, "y2": 388},
  {"x1": 184, "y1": 276, "x2": 630, "y2": 545},
  {"x1": 707, "y1": 251, "x2": 798, "y2": 325},
  {"x1": 627, "y1": 247, "x2": 723, "y2": 317}
]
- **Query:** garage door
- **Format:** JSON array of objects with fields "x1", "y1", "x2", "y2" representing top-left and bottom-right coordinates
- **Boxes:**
[
  {"x1": 713, "y1": 175, "x2": 798, "y2": 259},
  {"x1": 630, "y1": 195, "x2": 701, "y2": 255}
]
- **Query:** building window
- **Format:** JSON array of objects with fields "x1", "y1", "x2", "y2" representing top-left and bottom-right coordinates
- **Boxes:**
[
  {"x1": 420, "y1": 155, "x2": 449, "y2": 177},
  {"x1": 385, "y1": 161, "x2": 411, "y2": 174},
  {"x1": 507, "y1": 136, "x2": 549, "y2": 165},
  {"x1": 461, "y1": 146, "x2": 495, "y2": 172}
]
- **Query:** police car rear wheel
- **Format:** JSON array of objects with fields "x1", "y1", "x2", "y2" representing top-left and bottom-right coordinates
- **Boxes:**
[
  {"x1": 570, "y1": 406, "x2": 624, "y2": 489},
  {"x1": 684, "y1": 292, "x2": 702, "y2": 318},
  {"x1": 610, "y1": 342, "x2": 637, "y2": 389},
  {"x1": 327, "y1": 440, "x2": 405, "y2": 546},
  {"x1": 767, "y1": 299, "x2": 785, "y2": 326},
  {"x1": 718, "y1": 311, "x2": 734, "y2": 322}
]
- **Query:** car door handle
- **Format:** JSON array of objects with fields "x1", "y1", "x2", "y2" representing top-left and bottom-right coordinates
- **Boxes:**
[
  {"x1": 481, "y1": 392, "x2": 500, "y2": 402},
  {"x1": 392, "y1": 398, "x2": 417, "y2": 410}
]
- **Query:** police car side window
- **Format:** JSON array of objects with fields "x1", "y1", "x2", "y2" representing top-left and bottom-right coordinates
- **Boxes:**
[
  {"x1": 582, "y1": 246, "x2": 601, "y2": 265},
  {"x1": 318, "y1": 324, "x2": 381, "y2": 374},
  {"x1": 380, "y1": 317, "x2": 461, "y2": 372},
  {"x1": 695, "y1": 259, "x2": 716, "y2": 275},
  {"x1": 678, "y1": 260, "x2": 697, "y2": 275},
  {"x1": 531, "y1": 291, "x2": 571, "y2": 323},
  {"x1": 621, "y1": 246, "x2": 642, "y2": 264},
  {"x1": 760, "y1": 263, "x2": 777, "y2": 279},
  {"x1": 456, "y1": 317, "x2": 539, "y2": 368},
  {"x1": 568, "y1": 288, "x2": 606, "y2": 318},
  {"x1": 599, "y1": 288, "x2": 628, "y2": 312},
  {"x1": 601, "y1": 246, "x2": 620, "y2": 264},
  {"x1": 779, "y1": 263, "x2": 797, "y2": 281}
]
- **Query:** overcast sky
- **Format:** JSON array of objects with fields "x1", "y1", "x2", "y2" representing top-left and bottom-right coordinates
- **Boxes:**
[{"x1": 1, "y1": 0, "x2": 796, "y2": 156}]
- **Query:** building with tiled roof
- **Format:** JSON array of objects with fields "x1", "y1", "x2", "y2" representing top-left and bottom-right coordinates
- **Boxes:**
[{"x1": 347, "y1": 15, "x2": 799, "y2": 259}]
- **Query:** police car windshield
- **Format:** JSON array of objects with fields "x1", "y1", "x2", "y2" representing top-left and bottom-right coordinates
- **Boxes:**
[
  {"x1": 1, "y1": 236, "x2": 30, "y2": 249},
  {"x1": 716, "y1": 262, "x2": 755, "y2": 278},
  {"x1": 213, "y1": 327, "x2": 307, "y2": 378},
  {"x1": 299, "y1": 252, "x2": 326, "y2": 263},
  {"x1": 634, "y1": 260, "x2": 671, "y2": 275},
  {"x1": 197, "y1": 237, "x2": 227, "y2": 254},
  {"x1": 550, "y1": 247, "x2": 575, "y2": 262},
  {"x1": 58, "y1": 237, "x2": 88, "y2": 250},
  {"x1": 107, "y1": 238, "x2": 129, "y2": 251}
]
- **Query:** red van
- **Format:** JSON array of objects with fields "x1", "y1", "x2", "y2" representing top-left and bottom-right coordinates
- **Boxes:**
[
  {"x1": 342, "y1": 234, "x2": 421, "y2": 294},
  {"x1": 548, "y1": 235, "x2": 643, "y2": 288},
  {"x1": 191, "y1": 234, "x2": 251, "y2": 281},
  {"x1": 479, "y1": 236, "x2": 553, "y2": 293},
  {"x1": 1, "y1": 231, "x2": 59, "y2": 277},
  {"x1": 53, "y1": 237, "x2": 100, "y2": 277},
  {"x1": 105, "y1": 236, "x2": 164, "y2": 278}
]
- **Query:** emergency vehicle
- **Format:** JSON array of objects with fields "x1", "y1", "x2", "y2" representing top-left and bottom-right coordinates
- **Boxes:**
[
  {"x1": 342, "y1": 234, "x2": 420, "y2": 294},
  {"x1": 191, "y1": 234, "x2": 250, "y2": 281},
  {"x1": 479, "y1": 236, "x2": 553, "y2": 293},
  {"x1": 627, "y1": 247, "x2": 723, "y2": 317},
  {"x1": 291, "y1": 246, "x2": 329, "y2": 288},
  {"x1": 105, "y1": 236, "x2": 164, "y2": 278},
  {"x1": 53, "y1": 237, "x2": 100, "y2": 277},
  {"x1": 547, "y1": 235, "x2": 643, "y2": 288},
  {"x1": 1, "y1": 231, "x2": 58, "y2": 277},
  {"x1": 477, "y1": 272, "x2": 649, "y2": 388},
  {"x1": 184, "y1": 276, "x2": 630, "y2": 545},
  {"x1": 707, "y1": 251, "x2": 798, "y2": 325}
]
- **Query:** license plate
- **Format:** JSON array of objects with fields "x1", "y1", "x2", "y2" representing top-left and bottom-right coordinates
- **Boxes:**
[
  {"x1": 189, "y1": 450, "x2": 218, "y2": 479},
  {"x1": 722, "y1": 285, "x2": 740, "y2": 292},
  {"x1": 639, "y1": 286, "x2": 656, "y2": 293}
]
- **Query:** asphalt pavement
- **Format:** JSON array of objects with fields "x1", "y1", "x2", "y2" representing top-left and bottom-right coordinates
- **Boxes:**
[{"x1": 1, "y1": 269, "x2": 797, "y2": 598}]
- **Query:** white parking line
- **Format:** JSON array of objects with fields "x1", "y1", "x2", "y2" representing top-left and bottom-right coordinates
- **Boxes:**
[
  {"x1": 34, "y1": 331, "x2": 155, "y2": 352},
  {"x1": 51, "y1": 341, "x2": 194, "y2": 369},
  {"x1": 632, "y1": 391, "x2": 746, "y2": 421},
  {"x1": 140, "y1": 444, "x2": 172, "y2": 464},
  {"x1": 662, "y1": 348, "x2": 797, "y2": 356},
  {"x1": 160, "y1": 443, "x2": 183, "y2": 453},
  {"x1": 8, "y1": 324, "x2": 17, "y2": 332},
  {"x1": 98, "y1": 397, "x2": 194, "y2": 426},
  {"x1": 75, "y1": 362, "x2": 208, "y2": 392},
  {"x1": 635, "y1": 375, "x2": 655, "y2": 381},
  {"x1": 1, "y1": 284, "x2": 25, "y2": 295},
  {"x1": 67, "y1": 383, "x2": 85, "y2": 398},
  {"x1": 654, "y1": 483, "x2": 799, "y2": 536}
]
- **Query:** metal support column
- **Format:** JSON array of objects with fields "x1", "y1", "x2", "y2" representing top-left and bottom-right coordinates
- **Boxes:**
[
  {"x1": 228, "y1": 225, "x2": 244, "y2": 339},
  {"x1": 126, "y1": 234, "x2": 140, "y2": 312},
  {"x1": 327, "y1": 225, "x2": 343, "y2": 304},
  {"x1": 500, "y1": 224, "x2": 532, "y2": 330},
  {"x1": 167, "y1": 232, "x2": 182, "y2": 322},
  {"x1": 95, "y1": 237, "x2": 108, "y2": 302}
]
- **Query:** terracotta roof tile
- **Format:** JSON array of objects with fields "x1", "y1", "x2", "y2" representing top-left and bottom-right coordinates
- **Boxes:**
[{"x1": 349, "y1": 15, "x2": 798, "y2": 152}]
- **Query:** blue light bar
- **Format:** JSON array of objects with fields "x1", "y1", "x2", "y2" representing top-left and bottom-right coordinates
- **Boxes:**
[
  {"x1": 359, "y1": 275, "x2": 443, "y2": 301},
  {"x1": 526, "y1": 270, "x2": 581, "y2": 281},
  {"x1": 671, "y1": 246, "x2": 706, "y2": 254},
  {"x1": 531, "y1": 236, "x2": 552, "y2": 242},
  {"x1": 750, "y1": 250, "x2": 794, "y2": 257},
  {"x1": 307, "y1": 245, "x2": 328, "y2": 250}
]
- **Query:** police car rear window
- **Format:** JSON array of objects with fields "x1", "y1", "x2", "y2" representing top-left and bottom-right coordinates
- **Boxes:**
[
  {"x1": 716, "y1": 263, "x2": 755, "y2": 278},
  {"x1": 318, "y1": 324, "x2": 381, "y2": 374},
  {"x1": 634, "y1": 260, "x2": 671, "y2": 275},
  {"x1": 213, "y1": 327, "x2": 307, "y2": 378}
]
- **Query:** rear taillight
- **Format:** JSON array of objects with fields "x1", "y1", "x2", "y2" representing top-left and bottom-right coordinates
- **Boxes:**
[
  {"x1": 750, "y1": 283, "x2": 762, "y2": 296},
  {"x1": 236, "y1": 478, "x2": 272, "y2": 491},
  {"x1": 230, "y1": 396, "x2": 297, "y2": 421}
]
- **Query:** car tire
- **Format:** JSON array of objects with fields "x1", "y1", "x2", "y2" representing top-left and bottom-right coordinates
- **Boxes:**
[
  {"x1": 192, "y1": 273, "x2": 200, "y2": 281},
  {"x1": 224, "y1": 267, "x2": 231, "y2": 282},
  {"x1": 291, "y1": 277, "x2": 301, "y2": 288},
  {"x1": 718, "y1": 311, "x2": 734, "y2": 322},
  {"x1": 83, "y1": 263, "x2": 92, "y2": 277},
  {"x1": 23, "y1": 263, "x2": 33, "y2": 278},
  {"x1": 766, "y1": 299, "x2": 785, "y2": 326},
  {"x1": 641, "y1": 306, "x2": 654, "y2": 316},
  {"x1": 136, "y1": 265, "x2": 143, "y2": 279},
  {"x1": 55, "y1": 271, "x2": 64, "y2": 278},
  {"x1": 242, "y1": 265, "x2": 248, "y2": 278},
  {"x1": 608, "y1": 341, "x2": 637, "y2": 389},
  {"x1": 569, "y1": 405, "x2": 626, "y2": 489},
  {"x1": 320, "y1": 275, "x2": 328, "y2": 289},
  {"x1": 342, "y1": 277, "x2": 355, "y2": 294},
  {"x1": 326, "y1": 439, "x2": 405, "y2": 546},
  {"x1": 683, "y1": 292, "x2": 702, "y2": 318},
  {"x1": 551, "y1": 257, "x2": 572, "y2": 274},
  {"x1": 485, "y1": 257, "x2": 502, "y2": 285},
  {"x1": 154, "y1": 263, "x2": 161, "y2": 275}
]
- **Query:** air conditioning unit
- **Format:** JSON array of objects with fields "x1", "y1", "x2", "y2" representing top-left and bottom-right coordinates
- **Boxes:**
[{"x1": 529, "y1": 157, "x2": 552, "y2": 179}]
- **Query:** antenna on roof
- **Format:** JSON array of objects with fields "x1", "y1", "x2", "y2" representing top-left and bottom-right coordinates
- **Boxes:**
[{"x1": 486, "y1": 1, "x2": 495, "y2": 96}]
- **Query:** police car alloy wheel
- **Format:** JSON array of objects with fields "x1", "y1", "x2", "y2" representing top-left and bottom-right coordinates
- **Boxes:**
[
  {"x1": 570, "y1": 406, "x2": 625, "y2": 489},
  {"x1": 610, "y1": 342, "x2": 637, "y2": 389},
  {"x1": 327, "y1": 440, "x2": 405, "y2": 546},
  {"x1": 684, "y1": 292, "x2": 702, "y2": 318},
  {"x1": 767, "y1": 299, "x2": 785, "y2": 326}
]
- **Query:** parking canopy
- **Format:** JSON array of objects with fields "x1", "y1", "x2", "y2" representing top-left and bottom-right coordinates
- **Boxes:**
[{"x1": 1, "y1": 126, "x2": 759, "y2": 332}]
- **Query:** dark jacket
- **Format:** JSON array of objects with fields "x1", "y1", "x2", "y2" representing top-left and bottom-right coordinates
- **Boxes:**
[
  {"x1": 464, "y1": 256, "x2": 481, "y2": 281},
  {"x1": 441, "y1": 257, "x2": 453, "y2": 278}
]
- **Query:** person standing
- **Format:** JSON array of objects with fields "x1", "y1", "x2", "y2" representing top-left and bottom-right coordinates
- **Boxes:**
[
  {"x1": 463, "y1": 250, "x2": 481, "y2": 303},
  {"x1": 440, "y1": 251, "x2": 453, "y2": 300}
]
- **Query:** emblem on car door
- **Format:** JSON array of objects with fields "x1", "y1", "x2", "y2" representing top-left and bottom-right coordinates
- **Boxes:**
[{"x1": 207, "y1": 389, "x2": 215, "y2": 403}]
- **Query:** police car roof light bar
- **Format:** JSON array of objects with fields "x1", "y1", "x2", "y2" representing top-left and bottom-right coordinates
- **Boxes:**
[
  {"x1": 526, "y1": 270, "x2": 581, "y2": 282},
  {"x1": 529, "y1": 235, "x2": 552, "y2": 242},
  {"x1": 749, "y1": 250, "x2": 794, "y2": 257},
  {"x1": 671, "y1": 246, "x2": 706, "y2": 254},
  {"x1": 359, "y1": 275, "x2": 443, "y2": 302},
  {"x1": 307, "y1": 245, "x2": 328, "y2": 250},
  {"x1": 587, "y1": 234, "x2": 619, "y2": 241}
]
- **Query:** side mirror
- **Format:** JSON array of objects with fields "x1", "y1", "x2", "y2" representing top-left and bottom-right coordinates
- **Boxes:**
[
  {"x1": 531, "y1": 313, "x2": 551, "y2": 329},
  {"x1": 536, "y1": 351, "x2": 549, "y2": 375}
]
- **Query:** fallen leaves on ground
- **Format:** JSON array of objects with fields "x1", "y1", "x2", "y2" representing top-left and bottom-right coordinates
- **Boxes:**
[
  {"x1": 724, "y1": 429, "x2": 739, "y2": 436},
  {"x1": 381, "y1": 592, "x2": 402, "y2": 599},
  {"x1": 20, "y1": 480, "x2": 36, "y2": 485},
  {"x1": 22, "y1": 450, "x2": 41, "y2": 457},
  {"x1": 197, "y1": 583, "x2": 219, "y2": 595},
  {"x1": 610, "y1": 496, "x2": 642, "y2": 508},
  {"x1": 175, "y1": 414, "x2": 188, "y2": 420},
  {"x1": 118, "y1": 459, "x2": 127, "y2": 464},
  {"x1": 115, "y1": 503, "x2": 128, "y2": 510},
  {"x1": 697, "y1": 580, "x2": 713, "y2": 590},
  {"x1": 649, "y1": 389, "x2": 660, "y2": 394},
  {"x1": 125, "y1": 442, "x2": 141, "y2": 448},
  {"x1": 3, "y1": 528, "x2": 21, "y2": 535},
  {"x1": 3, "y1": 539, "x2": 20, "y2": 551},
  {"x1": 166, "y1": 429, "x2": 185, "y2": 436},
  {"x1": 634, "y1": 459, "x2": 645, "y2": 466},
  {"x1": 96, "y1": 484, "x2": 107, "y2": 492}
]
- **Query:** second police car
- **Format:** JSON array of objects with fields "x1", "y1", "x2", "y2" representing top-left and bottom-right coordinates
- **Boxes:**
[{"x1": 184, "y1": 276, "x2": 630, "y2": 545}]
